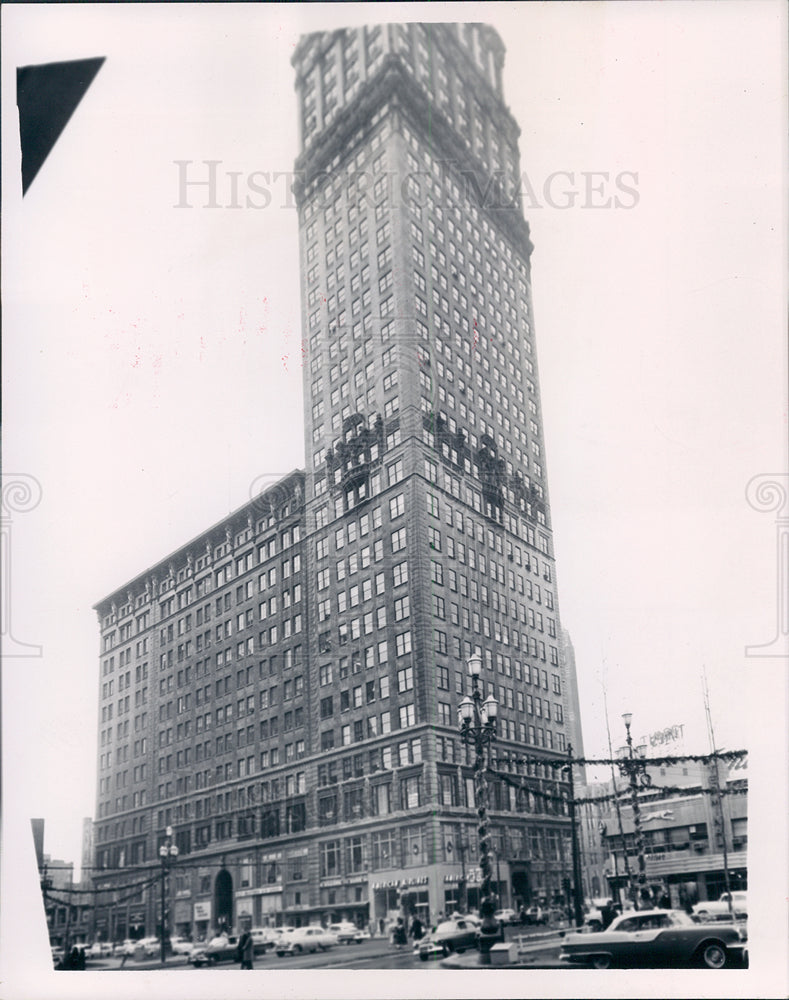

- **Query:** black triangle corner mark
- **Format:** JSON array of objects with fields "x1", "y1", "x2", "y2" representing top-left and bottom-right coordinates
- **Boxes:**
[{"x1": 17, "y1": 56, "x2": 105, "y2": 196}]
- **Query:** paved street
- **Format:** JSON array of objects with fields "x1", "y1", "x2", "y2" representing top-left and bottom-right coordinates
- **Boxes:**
[{"x1": 72, "y1": 926, "x2": 564, "y2": 972}]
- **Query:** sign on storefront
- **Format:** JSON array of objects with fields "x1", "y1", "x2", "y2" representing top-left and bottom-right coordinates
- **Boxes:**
[
  {"x1": 371, "y1": 875, "x2": 428, "y2": 890},
  {"x1": 193, "y1": 901, "x2": 211, "y2": 922}
]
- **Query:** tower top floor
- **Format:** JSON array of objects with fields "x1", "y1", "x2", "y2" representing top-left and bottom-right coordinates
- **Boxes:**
[{"x1": 290, "y1": 23, "x2": 520, "y2": 169}]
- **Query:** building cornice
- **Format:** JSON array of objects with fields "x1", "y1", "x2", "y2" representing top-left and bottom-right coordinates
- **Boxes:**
[{"x1": 93, "y1": 469, "x2": 306, "y2": 617}]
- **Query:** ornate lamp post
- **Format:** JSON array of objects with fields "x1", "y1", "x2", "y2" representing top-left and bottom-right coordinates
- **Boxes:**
[
  {"x1": 457, "y1": 654, "x2": 500, "y2": 964},
  {"x1": 159, "y1": 827, "x2": 178, "y2": 964},
  {"x1": 620, "y1": 714, "x2": 651, "y2": 908}
]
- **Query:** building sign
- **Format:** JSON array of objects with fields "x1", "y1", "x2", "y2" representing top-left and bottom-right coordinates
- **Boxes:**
[
  {"x1": 726, "y1": 753, "x2": 749, "y2": 783},
  {"x1": 237, "y1": 899, "x2": 253, "y2": 917},
  {"x1": 193, "y1": 901, "x2": 211, "y2": 922},
  {"x1": 646, "y1": 724, "x2": 685, "y2": 747},
  {"x1": 371, "y1": 876, "x2": 428, "y2": 890},
  {"x1": 444, "y1": 868, "x2": 482, "y2": 885}
]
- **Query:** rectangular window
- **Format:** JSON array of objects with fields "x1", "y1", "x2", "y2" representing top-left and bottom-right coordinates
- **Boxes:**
[{"x1": 398, "y1": 703, "x2": 416, "y2": 728}]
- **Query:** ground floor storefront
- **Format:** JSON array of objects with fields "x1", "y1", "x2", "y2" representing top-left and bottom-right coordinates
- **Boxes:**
[{"x1": 605, "y1": 850, "x2": 748, "y2": 910}]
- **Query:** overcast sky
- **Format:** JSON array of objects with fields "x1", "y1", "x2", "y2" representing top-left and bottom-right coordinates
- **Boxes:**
[{"x1": 2, "y1": 3, "x2": 787, "y2": 996}]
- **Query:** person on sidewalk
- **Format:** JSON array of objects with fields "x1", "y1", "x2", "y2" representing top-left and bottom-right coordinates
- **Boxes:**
[
  {"x1": 237, "y1": 928, "x2": 254, "y2": 970},
  {"x1": 393, "y1": 917, "x2": 407, "y2": 949}
]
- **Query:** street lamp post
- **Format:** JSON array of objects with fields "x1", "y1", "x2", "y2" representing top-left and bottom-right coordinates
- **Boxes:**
[
  {"x1": 620, "y1": 714, "x2": 650, "y2": 909},
  {"x1": 457, "y1": 653, "x2": 500, "y2": 965},
  {"x1": 565, "y1": 745, "x2": 585, "y2": 927},
  {"x1": 159, "y1": 827, "x2": 178, "y2": 964}
]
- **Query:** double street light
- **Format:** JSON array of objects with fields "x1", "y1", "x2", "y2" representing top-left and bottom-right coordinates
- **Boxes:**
[
  {"x1": 619, "y1": 713, "x2": 651, "y2": 909},
  {"x1": 159, "y1": 826, "x2": 179, "y2": 964},
  {"x1": 457, "y1": 654, "x2": 500, "y2": 965}
]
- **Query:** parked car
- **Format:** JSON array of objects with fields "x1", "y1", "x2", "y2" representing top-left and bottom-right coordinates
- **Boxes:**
[
  {"x1": 275, "y1": 925, "x2": 337, "y2": 956},
  {"x1": 249, "y1": 927, "x2": 279, "y2": 952},
  {"x1": 417, "y1": 918, "x2": 480, "y2": 961},
  {"x1": 329, "y1": 922, "x2": 367, "y2": 944},
  {"x1": 559, "y1": 908, "x2": 747, "y2": 969},
  {"x1": 693, "y1": 891, "x2": 747, "y2": 920},
  {"x1": 188, "y1": 932, "x2": 240, "y2": 966},
  {"x1": 115, "y1": 939, "x2": 137, "y2": 956},
  {"x1": 272, "y1": 927, "x2": 297, "y2": 952},
  {"x1": 169, "y1": 936, "x2": 194, "y2": 956},
  {"x1": 494, "y1": 908, "x2": 518, "y2": 926},
  {"x1": 88, "y1": 941, "x2": 114, "y2": 958},
  {"x1": 137, "y1": 936, "x2": 161, "y2": 957}
]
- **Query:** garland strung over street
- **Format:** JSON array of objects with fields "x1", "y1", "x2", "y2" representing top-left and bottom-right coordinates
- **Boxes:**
[
  {"x1": 489, "y1": 768, "x2": 749, "y2": 808},
  {"x1": 43, "y1": 873, "x2": 160, "y2": 907},
  {"x1": 492, "y1": 748, "x2": 747, "y2": 771}
]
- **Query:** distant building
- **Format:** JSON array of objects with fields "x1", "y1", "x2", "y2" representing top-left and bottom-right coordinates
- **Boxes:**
[
  {"x1": 559, "y1": 630, "x2": 585, "y2": 782},
  {"x1": 91, "y1": 22, "x2": 584, "y2": 940},
  {"x1": 80, "y1": 817, "x2": 94, "y2": 880},
  {"x1": 578, "y1": 754, "x2": 747, "y2": 908}
]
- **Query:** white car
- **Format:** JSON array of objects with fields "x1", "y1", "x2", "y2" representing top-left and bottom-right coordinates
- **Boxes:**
[
  {"x1": 693, "y1": 891, "x2": 747, "y2": 920},
  {"x1": 138, "y1": 936, "x2": 162, "y2": 957},
  {"x1": 329, "y1": 922, "x2": 367, "y2": 944},
  {"x1": 494, "y1": 908, "x2": 518, "y2": 925},
  {"x1": 170, "y1": 936, "x2": 194, "y2": 956},
  {"x1": 275, "y1": 925, "x2": 336, "y2": 956},
  {"x1": 249, "y1": 927, "x2": 280, "y2": 951}
]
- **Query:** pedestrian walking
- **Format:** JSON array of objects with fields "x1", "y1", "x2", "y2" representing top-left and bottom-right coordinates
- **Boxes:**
[
  {"x1": 237, "y1": 928, "x2": 254, "y2": 969},
  {"x1": 393, "y1": 917, "x2": 407, "y2": 949},
  {"x1": 410, "y1": 916, "x2": 424, "y2": 941}
]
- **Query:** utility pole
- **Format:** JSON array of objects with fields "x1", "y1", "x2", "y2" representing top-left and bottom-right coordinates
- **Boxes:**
[
  {"x1": 603, "y1": 684, "x2": 631, "y2": 905},
  {"x1": 703, "y1": 670, "x2": 733, "y2": 915}
]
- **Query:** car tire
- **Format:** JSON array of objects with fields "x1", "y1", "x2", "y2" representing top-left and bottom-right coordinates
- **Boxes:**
[
  {"x1": 419, "y1": 952, "x2": 429, "y2": 962},
  {"x1": 590, "y1": 954, "x2": 612, "y2": 969},
  {"x1": 698, "y1": 942, "x2": 727, "y2": 969},
  {"x1": 441, "y1": 943, "x2": 451, "y2": 957}
]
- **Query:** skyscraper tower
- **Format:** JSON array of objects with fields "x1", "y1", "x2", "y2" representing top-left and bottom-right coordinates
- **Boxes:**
[{"x1": 293, "y1": 23, "x2": 574, "y2": 918}]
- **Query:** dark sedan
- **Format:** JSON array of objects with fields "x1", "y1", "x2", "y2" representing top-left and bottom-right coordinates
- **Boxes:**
[{"x1": 559, "y1": 909, "x2": 747, "y2": 969}]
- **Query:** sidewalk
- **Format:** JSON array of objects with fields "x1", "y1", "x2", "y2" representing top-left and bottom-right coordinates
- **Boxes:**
[{"x1": 83, "y1": 954, "x2": 192, "y2": 972}]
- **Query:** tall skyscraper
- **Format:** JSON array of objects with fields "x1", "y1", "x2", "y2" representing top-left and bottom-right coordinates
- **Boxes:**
[
  {"x1": 90, "y1": 22, "x2": 582, "y2": 943},
  {"x1": 292, "y1": 22, "x2": 574, "y2": 919}
]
